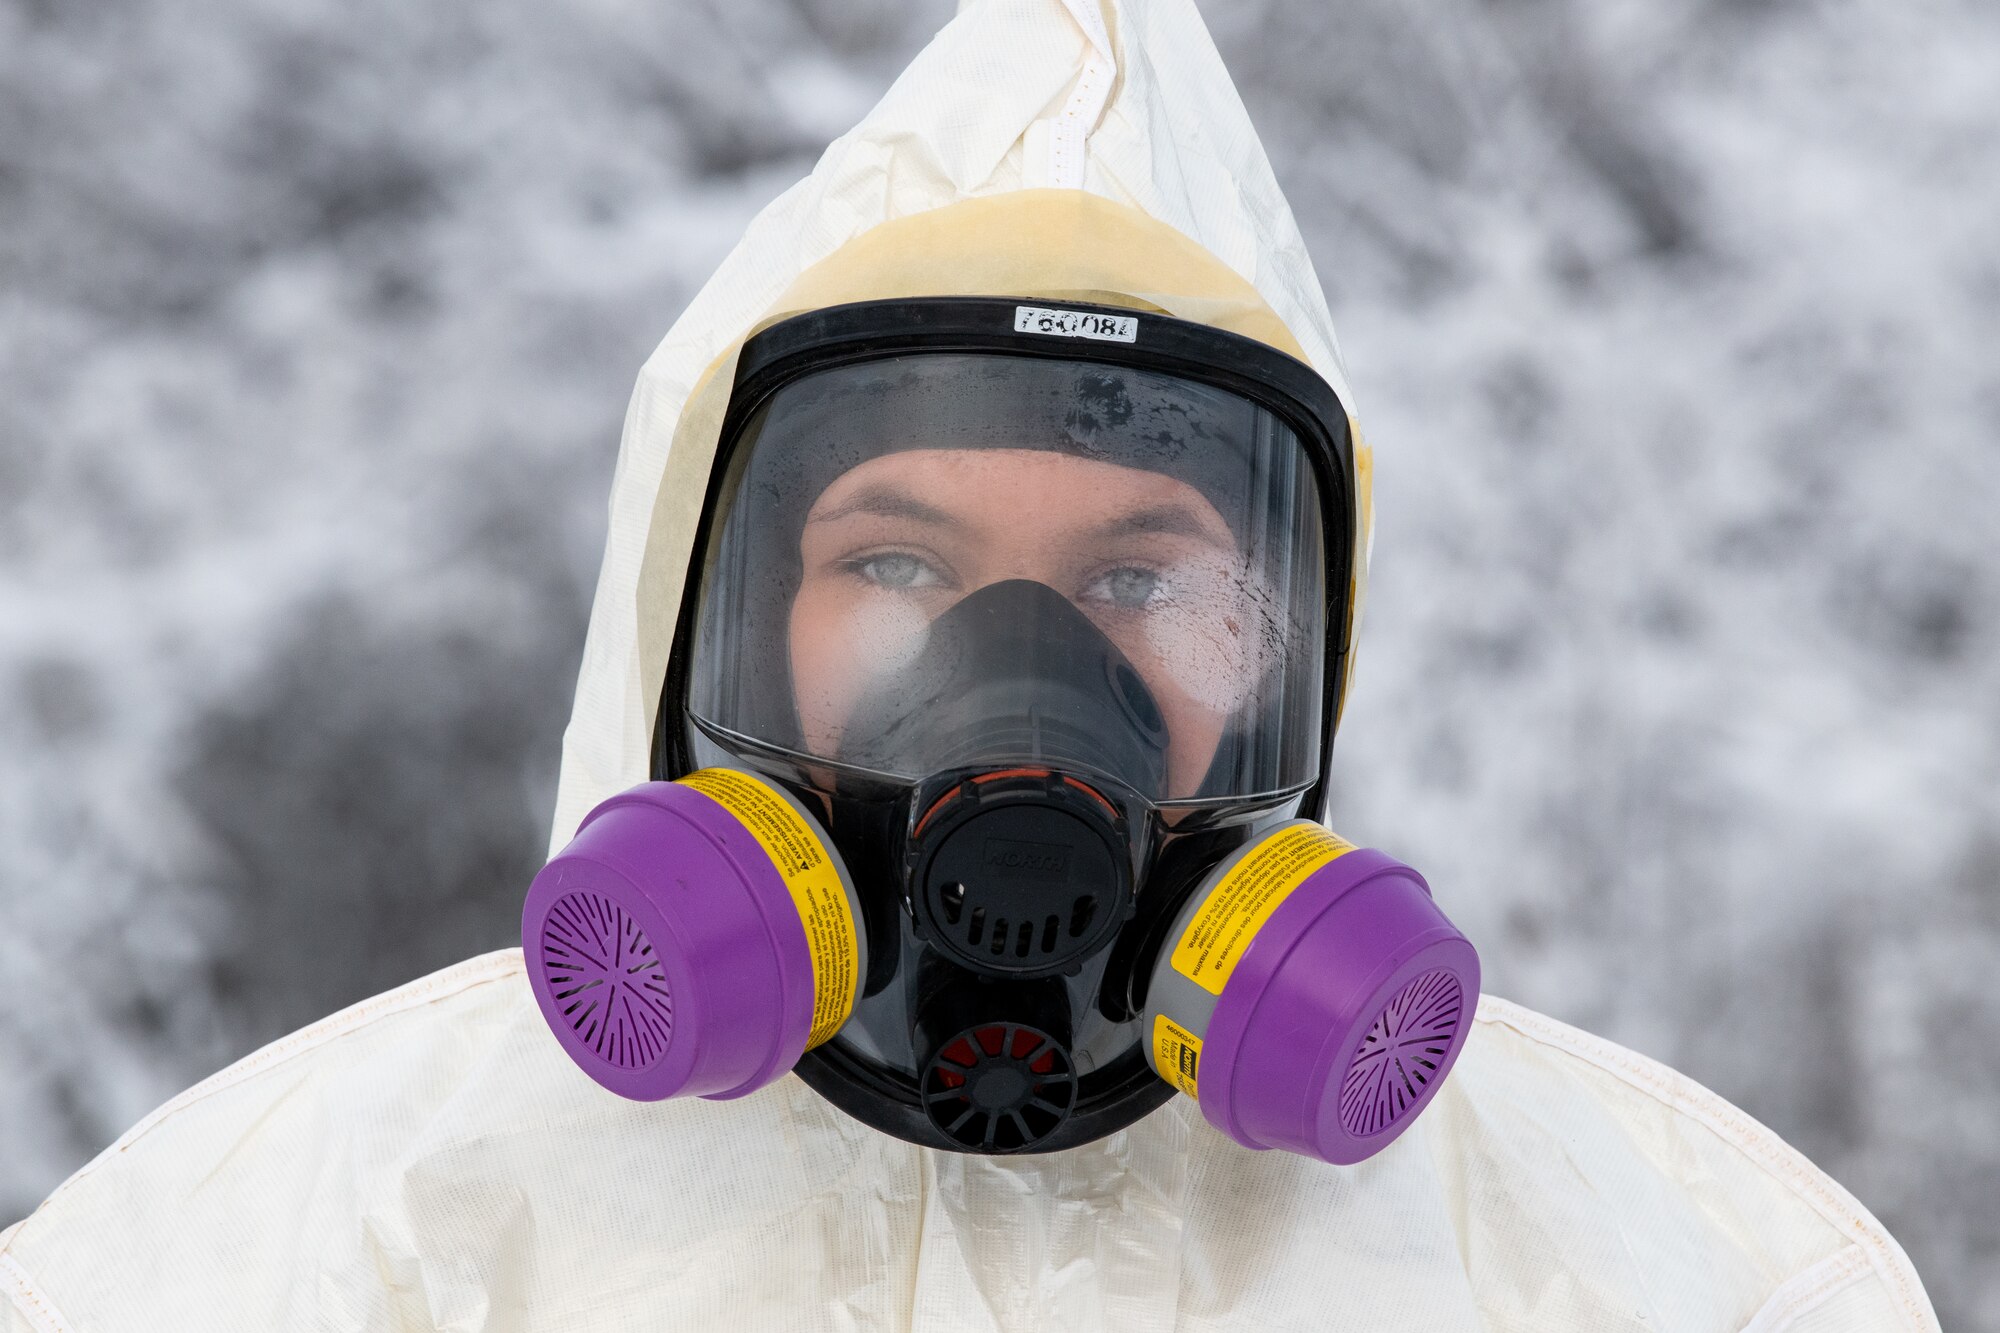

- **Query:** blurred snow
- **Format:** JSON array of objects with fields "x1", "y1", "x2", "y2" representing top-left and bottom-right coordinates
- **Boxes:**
[{"x1": 2, "y1": 0, "x2": 1995, "y2": 1320}]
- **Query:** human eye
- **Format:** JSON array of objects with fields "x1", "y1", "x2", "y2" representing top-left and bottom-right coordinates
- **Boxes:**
[
  {"x1": 843, "y1": 551, "x2": 949, "y2": 590},
  {"x1": 1081, "y1": 566, "x2": 1167, "y2": 610}
]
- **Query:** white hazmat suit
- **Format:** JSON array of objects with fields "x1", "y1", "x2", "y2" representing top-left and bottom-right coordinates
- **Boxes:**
[{"x1": 1, "y1": 1, "x2": 1940, "y2": 1328}]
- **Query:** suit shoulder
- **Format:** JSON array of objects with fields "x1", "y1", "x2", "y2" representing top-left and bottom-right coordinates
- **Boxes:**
[
  {"x1": 2, "y1": 951, "x2": 535, "y2": 1328},
  {"x1": 1443, "y1": 996, "x2": 1935, "y2": 1326}
]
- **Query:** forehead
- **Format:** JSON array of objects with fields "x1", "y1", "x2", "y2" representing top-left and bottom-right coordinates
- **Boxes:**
[{"x1": 805, "y1": 448, "x2": 1239, "y2": 543}]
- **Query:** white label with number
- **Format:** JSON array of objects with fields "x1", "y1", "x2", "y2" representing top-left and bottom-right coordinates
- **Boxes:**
[{"x1": 1013, "y1": 305, "x2": 1139, "y2": 343}]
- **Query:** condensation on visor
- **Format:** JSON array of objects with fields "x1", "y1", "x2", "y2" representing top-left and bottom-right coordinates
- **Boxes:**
[{"x1": 686, "y1": 352, "x2": 1328, "y2": 803}]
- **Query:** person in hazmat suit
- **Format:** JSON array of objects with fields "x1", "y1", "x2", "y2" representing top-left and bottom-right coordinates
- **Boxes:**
[{"x1": 2, "y1": 1, "x2": 1940, "y2": 1329}]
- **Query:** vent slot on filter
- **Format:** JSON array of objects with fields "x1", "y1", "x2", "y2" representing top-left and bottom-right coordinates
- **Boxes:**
[
  {"x1": 1336, "y1": 970, "x2": 1463, "y2": 1138},
  {"x1": 541, "y1": 890, "x2": 675, "y2": 1071}
]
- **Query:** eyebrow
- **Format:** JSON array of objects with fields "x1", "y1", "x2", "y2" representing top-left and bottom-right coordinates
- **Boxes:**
[
  {"x1": 805, "y1": 486, "x2": 1232, "y2": 548},
  {"x1": 1086, "y1": 503, "x2": 1234, "y2": 547},
  {"x1": 806, "y1": 484, "x2": 965, "y2": 529}
]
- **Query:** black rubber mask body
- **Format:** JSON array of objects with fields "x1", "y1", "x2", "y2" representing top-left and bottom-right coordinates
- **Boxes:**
[
  {"x1": 839, "y1": 578, "x2": 1170, "y2": 797},
  {"x1": 814, "y1": 580, "x2": 1171, "y2": 1149}
]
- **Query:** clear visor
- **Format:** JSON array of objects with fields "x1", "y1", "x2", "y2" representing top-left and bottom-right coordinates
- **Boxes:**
[{"x1": 686, "y1": 353, "x2": 1328, "y2": 803}]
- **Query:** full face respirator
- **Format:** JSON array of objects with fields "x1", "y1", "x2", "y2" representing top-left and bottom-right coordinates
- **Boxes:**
[{"x1": 522, "y1": 297, "x2": 1479, "y2": 1163}]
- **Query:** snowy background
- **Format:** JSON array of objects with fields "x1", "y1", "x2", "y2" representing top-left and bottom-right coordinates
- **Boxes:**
[{"x1": 3, "y1": 0, "x2": 1996, "y2": 1321}]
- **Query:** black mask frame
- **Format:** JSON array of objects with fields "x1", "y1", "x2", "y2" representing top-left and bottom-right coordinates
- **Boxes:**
[{"x1": 651, "y1": 295, "x2": 1357, "y2": 1152}]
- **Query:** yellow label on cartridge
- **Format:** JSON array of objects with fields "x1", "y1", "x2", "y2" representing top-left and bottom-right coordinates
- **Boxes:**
[
  {"x1": 675, "y1": 768, "x2": 859, "y2": 1049},
  {"x1": 1153, "y1": 1015, "x2": 1204, "y2": 1099},
  {"x1": 1170, "y1": 823, "x2": 1357, "y2": 996}
]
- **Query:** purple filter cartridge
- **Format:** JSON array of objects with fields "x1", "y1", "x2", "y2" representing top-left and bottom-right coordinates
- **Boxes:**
[
  {"x1": 1145, "y1": 821, "x2": 1478, "y2": 1164},
  {"x1": 523, "y1": 769, "x2": 864, "y2": 1102}
]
